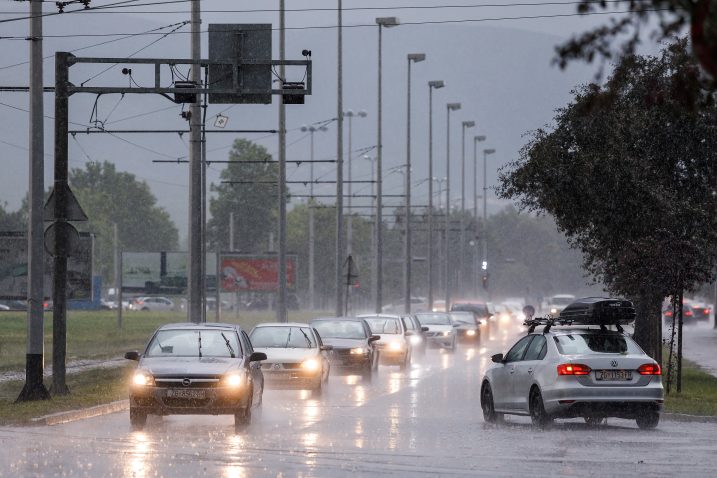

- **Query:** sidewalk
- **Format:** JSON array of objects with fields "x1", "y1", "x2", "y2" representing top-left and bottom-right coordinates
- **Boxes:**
[
  {"x1": 673, "y1": 320, "x2": 717, "y2": 379},
  {"x1": 0, "y1": 357, "x2": 126, "y2": 384}
]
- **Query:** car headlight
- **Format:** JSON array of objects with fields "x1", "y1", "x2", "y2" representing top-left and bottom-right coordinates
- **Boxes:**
[
  {"x1": 550, "y1": 308, "x2": 558, "y2": 314},
  {"x1": 224, "y1": 373, "x2": 244, "y2": 388},
  {"x1": 389, "y1": 341, "x2": 403, "y2": 351},
  {"x1": 302, "y1": 358, "x2": 320, "y2": 371},
  {"x1": 350, "y1": 347, "x2": 366, "y2": 355},
  {"x1": 409, "y1": 335, "x2": 422, "y2": 345},
  {"x1": 466, "y1": 329, "x2": 476, "y2": 336},
  {"x1": 132, "y1": 371, "x2": 154, "y2": 387},
  {"x1": 442, "y1": 331, "x2": 451, "y2": 337}
]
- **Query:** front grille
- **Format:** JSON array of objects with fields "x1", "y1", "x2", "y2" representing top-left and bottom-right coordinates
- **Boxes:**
[
  {"x1": 262, "y1": 362, "x2": 302, "y2": 370},
  {"x1": 154, "y1": 377, "x2": 221, "y2": 388}
]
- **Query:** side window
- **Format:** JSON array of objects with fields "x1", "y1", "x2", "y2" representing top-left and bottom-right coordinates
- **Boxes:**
[
  {"x1": 239, "y1": 331, "x2": 251, "y2": 355},
  {"x1": 402, "y1": 317, "x2": 415, "y2": 331},
  {"x1": 312, "y1": 328, "x2": 323, "y2": 347},
  {"x1": 504, "y1": 336, "x2": 534, "y2": 362},
  {"x1": 523, "y1": 335, "x2": 547, "y2": 361}
]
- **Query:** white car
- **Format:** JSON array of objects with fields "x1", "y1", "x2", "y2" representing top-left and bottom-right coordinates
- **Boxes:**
[
  {"x1": 129, "y1": 296, "x2": 174, "y2": 312},
  {"x1": 249, "y1": 323, "x2": 331, "y2": 396},
  {"x1": 357, "y1": 314, "x2": 411, "y2": 370},
  {"x1": 481, "y1": 318, "x2": 663, "y2": 429},
  {"x1": 414, "y1": 312, "x2": 458, "y2": 351}
]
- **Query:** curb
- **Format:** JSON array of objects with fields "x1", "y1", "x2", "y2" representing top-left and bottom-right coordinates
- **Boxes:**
[
  {"x1": 30, "y1": 399, "x2": 129, "y2": 426},
  {"x1": 662, "y1": 412, "x2": 717, "y2": 423}
]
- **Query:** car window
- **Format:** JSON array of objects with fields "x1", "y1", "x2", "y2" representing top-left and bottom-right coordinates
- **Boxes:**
[
  {"x1": 146, "y1": 329, "x2": 241, "y2": 358},
  {"x1": 312, "y1": 329, "x2": 324, "y2": 347},
  {"x1": 312, "y1": 320, "x2": 367, "y2": 339},
  {"x1": 240, "y1": 331, "x2": 253, "y2": 354},
  {"x1": 414, "y1": 313, "x2": 451, "y2": 325},
  {"x1": 363, "y1": 318, "x2": 401, "y2": 334},
  {"x1": 249, "y1": 326, "x2": 317, "y2": 348},
  {"x1": 504, "y1": 335, "x2": 534, "y2": 362},
  {"x1": 553, "y1": 333, "x2": 641, "y2": 355},
  {"x1": 523, "y1": 335, "x2": 547, "y2": 361},
  {"x1": 403, "y1": 317, "x2": 416, "y2": 331}
]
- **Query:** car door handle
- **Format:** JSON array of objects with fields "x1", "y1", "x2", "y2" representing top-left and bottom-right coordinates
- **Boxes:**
[
  {"x1": 509, "y1": 367, "x2": 515, "y2": 374},
  {"x1": 528, "y1": 368, "x2": 534, "y2": 374}
]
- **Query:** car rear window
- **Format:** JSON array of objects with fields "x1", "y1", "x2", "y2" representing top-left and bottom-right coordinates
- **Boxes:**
[{"x1": 553, "y1": 333, "x2": 642, "y2": 355}]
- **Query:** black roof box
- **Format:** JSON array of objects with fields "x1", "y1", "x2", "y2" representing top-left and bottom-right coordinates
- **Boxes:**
[{"x1": 558, "y1": 297, "x2": 635, "y2": 325}]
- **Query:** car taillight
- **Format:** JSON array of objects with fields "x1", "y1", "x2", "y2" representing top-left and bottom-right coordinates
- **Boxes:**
[
  {"x1": 557, "y1": 363, "x2": 591, "y2": 376},
  {"x1": 704, "y1": 308, "x2": 710, "y2": 314},
  {"x1": 664, "y1": 311, "x2": 673, "y2": 317},
  {"x1": 638, "y1": 363, "x2": 661, "y2": 375},
  {"x1": 685, "y1": 310, "x2": 693, "y2": 317}
]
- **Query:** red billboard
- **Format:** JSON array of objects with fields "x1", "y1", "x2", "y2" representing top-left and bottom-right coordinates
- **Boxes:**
[{"x1": 220, "y1": 254, "x2": 296, "y2": 292}]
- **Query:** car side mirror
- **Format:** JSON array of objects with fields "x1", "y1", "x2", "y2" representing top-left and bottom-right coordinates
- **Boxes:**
[
  {"x1": 320, "y1": 345, "x2": 333, "y2": 351},
  {"x1": 420, "y1": 326, "x2": 429, "y2": 332},
  {"x1": 368, "y1": 335, "x2": 380, "y2": 343},
  {"x1": 249, "y1": 352, "x2": 267, "y2": 362},
  {"x1": 124, "y1": 351, "x2": 140, "y2": 361},
  {"x1": 491, "y1": 353, "x2": 504, "y2": 363}
]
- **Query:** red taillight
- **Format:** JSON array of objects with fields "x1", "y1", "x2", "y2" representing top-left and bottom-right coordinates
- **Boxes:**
[
  {"x1": 43, "y1": 301, "x2": 49, "y2": 308},
  {"x1": 704, "y1": 308, "x2": 710, "y2": 314},
  {"x1": 685, "y1": 310, "x2": 693, "y2": 317},
  {"x1": 638, "y1": 363, "x2": 661, "y2": 375},
  {"x1": 664, "y1": 311, "x2": 673, "y2": 317},
  {"x1": 557, "y1": 363, "x2": 591, "y2": 376}
]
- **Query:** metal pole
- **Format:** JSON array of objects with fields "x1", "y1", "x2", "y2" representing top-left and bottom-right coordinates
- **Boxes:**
[
  {"x1": 335, "y1": 0, "x2": 345, "y2": 317},
  {"x1": 376, "y1": 24, "x2": 384, "y2": 313},
  {"x1": 369, "y1": 156, "x2": 377, "y2": 309},
  {"x1": 428, "y1": 88, "x2": 434, "y2": 312},
  {"x1": 18, "y1": 0, "x2": 50, "y2": 401},
  {"x1": 229, "y1": 211, "x2": 234, "y2": 251},
  {"x1": 460, "y1": 125, "x2": 465, "y2": 296},
  {"x1": 473, "y1": 139, "x2": 478, "y2": 297},
  {"x1": 277, "y1": 0, "x2": 288, "y2": 322},
  {"x1": 201, "y1": 71, "x2": 208, "y2": 324},
  {"x1": 482, "y1": 149, "x2": 489, "y2": 289},
  {"x1": 309, "y1": 132, "x2": 315, "y2": 310},
  {"x1": 114, "y1": 223, "x2": 121, "y2": 329},
  {"x1": 445, "y1": 107, "x2": 451, "y2": 311},
  {"x1": 347, "y1": 113, "x2": 353, "y2": 255},
  {"x1": 188, "y1": 0, "x2": 202, "y2": 323}
]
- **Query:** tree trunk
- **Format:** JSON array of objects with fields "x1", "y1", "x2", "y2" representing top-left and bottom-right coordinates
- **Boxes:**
[{"x1": 632, "y1": 293, "x2": 663, "y2": 364}]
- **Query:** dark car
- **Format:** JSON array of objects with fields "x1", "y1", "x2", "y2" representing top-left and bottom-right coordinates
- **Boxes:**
[
  {"x1": 449, "y1": 310, "x2": 482, "y2": 343},
  {"x1": 124, "y1": 322, "x2": 266, "y2": 431},
  {"x1": 451, "y1": 301, "x2": 492, "y2": 320},
  {"x1": 662, "y1": 303, "x2": 697, "y2": 325},
  {"x1": 310, "y1": 317, "x2": 379, "y2": 380}
]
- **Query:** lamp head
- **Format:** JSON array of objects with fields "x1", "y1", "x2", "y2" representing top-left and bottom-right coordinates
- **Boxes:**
[
  {"x1": 428, "y1": 80, "x2": 445, "y2": 89},
  {"x1": 484, "y1": 148, "x2": 496, "y2": 155},
  {"x1": 408, "y1": 53, "x2": 426, "y2": 63},
  {"x1": 447, "y1": 103, "x2": 461, "y2": 111},
  {"x1": 475, "y1": 135, "x2": 487, "y2": 142},
  {"x1": 358, "y1": 110, "x2": 368, "y2": 118},
  {"x1": 462, "y1": 121, "x2": 475, "y2": 128},
  {"x1": 344, "y1": 109, "x2": 354, "y2": 118},
  {"x1": 376, "y1": 17, "x2": 399, "y2": 27}
]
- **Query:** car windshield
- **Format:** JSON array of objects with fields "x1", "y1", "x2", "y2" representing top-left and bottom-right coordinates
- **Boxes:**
[
  {"x1": 146, "y1": 329, "x2": 241, "y2": 358},
  {"x1": 449, "y1": 312, "x2": 474, "y2": 324},
  {"x1": 415, "y1": 313, "x2": 451, "y2": 325},
  {"x1": 363, "y1": 317, "x2": 401, "y2": 334},
  {"x1": 452, "y1": 304, "x2": 489, "y2": 317},
  {"x1": 312, "y1": 320, "x2": 366, "y2": 339},
  {"x1": 553, "y1": 333, "x2": 642, "y2": 355},
  {"x1": 250, "y1": 326, "x2": 317, "y2": 348}
]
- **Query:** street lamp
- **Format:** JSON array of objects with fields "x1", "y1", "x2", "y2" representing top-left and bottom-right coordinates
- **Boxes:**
[
  {"x1": 362, "y1": 154, "x2": 378, "y2": 308},
  {"x1": 300, "y1": 124, "x2": 328, "y2": 310},
  {"x1": 460, "y1": 120, "x2": 475, "y2": 297},
  {"x1": 473, "y1": 135, "x2": 486, "y2": 296},
  {"x1": 427, "y1": 80, "x2": 444, "y2": 311},
  {"x1": 482, "y1": 148, "x2": 496, "y2": 295},
  {"x1": 375, "y1": 16, "x2": 399, "y2": 313},
  {"x1": 344, "y1": 109, "x2": 367, "y2": 256},
  {"x1": 404, "y1": 53, "x2": 425, "y2": 314},
  {"x1": 445, "y1": 102, "x2": 461, "y2": 310}
]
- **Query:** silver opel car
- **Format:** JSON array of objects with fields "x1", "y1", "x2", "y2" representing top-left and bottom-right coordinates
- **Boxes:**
[
  {"x1": 125, "y1": 323, "x2": 266, "y2": 431},
  {"x1": 481, "y1": 325, "x2": 664, "y2": 429}
]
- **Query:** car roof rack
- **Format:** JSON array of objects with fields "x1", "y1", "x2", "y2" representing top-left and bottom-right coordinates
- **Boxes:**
[
  {"x1": 523, "y1": 316, "x2": 627, "y2": 334},
  {"x1": 523, "y1": 298, "x2": 635, "y2": 335}
]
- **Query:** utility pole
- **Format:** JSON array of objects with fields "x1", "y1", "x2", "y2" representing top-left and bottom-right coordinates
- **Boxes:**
[
  {"x1": 427, "y1": 80, "x2": 444, "y2": 312},
  {"x1": 473, "y1": 135, "x2": 486, "y2": 297},
  {"x1": 18, "y1": 0, "x2": 50, "y2": 401},
  {"x1": 335, "y1": 0, "x2": 345, "y2": 317},
  {"x1": 460, "y1": 120, "x2": 475, "y2": 298},
  {"x1": 445, "y1": 103, "x2": 461, "y2": 311},
  {"x1": 114, "y1": 223, "x2": 122, "y2": 329},
  {"x1": 278, "y1": 0, "x2": 288, "y2": 323},
  {"x1": 363, "y1": 155, "x2": 377, "y2": 308},
  {"x1": 482, "y1": 148, "x2": 496, "y2": 293},
  {"x1": 345, "y1": 109, "x2": 367, "y2": 256},
  {"x1": 187, "y1": 0, "x2": 202, "y2": 323}
]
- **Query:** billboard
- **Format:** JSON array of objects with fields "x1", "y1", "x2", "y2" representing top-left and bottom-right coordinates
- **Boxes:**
[
  {"x1": 121, "y1": 252, "x2": 216, "y2": 294},
  {"x1": 0, "y1": 231, "x2": 93, "y2": 300},
  {"x1": 220, "y1": 254, "x2": 297, "y2": 292}
]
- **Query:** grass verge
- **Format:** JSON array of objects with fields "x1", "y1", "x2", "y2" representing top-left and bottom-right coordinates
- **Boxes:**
[{"x1": 663, "y1": 357, "x2": 717, "y2": 416}]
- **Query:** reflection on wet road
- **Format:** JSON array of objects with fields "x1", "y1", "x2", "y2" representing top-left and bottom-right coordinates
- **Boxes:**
[{"x1": 1, "y1": 320, "x2": 716, "y2": 476}]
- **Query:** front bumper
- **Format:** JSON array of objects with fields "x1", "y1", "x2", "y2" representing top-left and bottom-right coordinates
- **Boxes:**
[
  {"x1": 330, "y1": 350, "x2": 371, "y2": 372},
  {"x1": 262, "y1": 369, "x2": 322, "y2": 390},
  {"x1": 377, "y1": 348, "x2": 408, "y2": 365},
  {"x1": 129, "y1": 385, "x2": 250, "y2": 415},
  {"x1": 424, "y1": 333, "x2": 455, "y2": 348}
]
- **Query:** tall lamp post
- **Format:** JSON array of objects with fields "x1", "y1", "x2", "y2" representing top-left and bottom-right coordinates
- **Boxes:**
[
  {"x1": 445, "y1": 102, "x2": 461, "y2": 310},
  {"x1": 460, "y1": 120, "x2": 475, "y2": 297},
  {"x1": 434, "y1": 176, "x2": 447, "y2": 300},
  {"x1": 473, "y1": 135, "x2": 486, "y2": 296},
  {"x1": 426, "y1": 80, "x2": 444, "y2": 311},
  {"x1": 362, "y1": 154, "x2": 378, "y2": 309},
  {"x1": 375, "y1": 16, "x2": 399, "y2": 313},
  {"x1": 344, "y1": 109, "x2": 367, "y2": 255},
  {"x1": 301, "y1": 125, "x2": 328, "y2": 310},
  {"x1": 404, "y1": 53, "x2": 425, "y2": 313},
  {"x1": 482, "y1": 148, "x2": 496, "y2": 294}
]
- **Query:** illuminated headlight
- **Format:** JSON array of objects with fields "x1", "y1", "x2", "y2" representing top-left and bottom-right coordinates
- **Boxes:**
[
  {"x1": 389, "y1": 341, "x2": 403, "y2": 351},
  {"x1": 466, "y1": 329, "x2": 476, "y2": 337},
  {"x1": 132, "y1": 371, "x2": 153, "y2": 387},
  {"x1": 550, "y1": 308, "x2": 558, "y2": 314},
  {"x1": 224, "y1": 373, "x2": 243, "y2": 388},
  {"x1": 442, "y1": 331, "x2": 450, "y2": 337},
  {"x1": 350, "y1": 347, "x2": 366, "y2": 355},
  {"x1": 410, "y1": 335, "x2": 422, "y2": 345},
  {"x1": 301, "y1": 358, "x2": 320, "y2": 371}
]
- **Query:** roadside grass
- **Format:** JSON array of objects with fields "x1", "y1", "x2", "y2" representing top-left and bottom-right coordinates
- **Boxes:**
[
  {"x1": 663, "y1": 357, "x2": 717, "y2": 416},
  {"x1": 0, "y1": 309, "x2": 326, "y2": 371}
]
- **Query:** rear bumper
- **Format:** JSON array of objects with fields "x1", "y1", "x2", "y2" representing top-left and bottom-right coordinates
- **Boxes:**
[
  {"x1": 129, "y1": 386, "x2": 251, "y2": 415},
  {"x1": 543, "y1": 381, "x2": 664, "y2": 417},
  {"x1": 553, "y1": 400, "x2": 663, "y2": 419}
]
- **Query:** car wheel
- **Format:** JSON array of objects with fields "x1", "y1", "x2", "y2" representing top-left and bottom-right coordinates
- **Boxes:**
[
  {"x1": 584, "y1": 416, "x2": 605, "y2": 426},
  {"x1": 311, "y1": 379, "x2": 323, "y2": 398},
  {"x1": 529, "y1": 388, "x2": 553, "y2": 429},
  {"x1": 234, "y1": 407, "x2": 251, "y2": 429},
  {"x1": 450, "y1": 338, "x2": 457, "y2": 353},
  {"x1": 361, "y1": 362, "x2": 373, "y2": 382},
  {"x1": 636, "y1": 411, "x2": 660, "y2": 430},
  {"x1": 481, "y1": 382, "x2": 503, "y2": 424},
  {"x1": 372, "y1": 352, "x2": 380, "y2": 370},
  {"x1": 129, "y1": 408, "x2": 147, "y2": 430},
  {"x1": 399, "y1": 351, "x2": 410, "y2": 371}
]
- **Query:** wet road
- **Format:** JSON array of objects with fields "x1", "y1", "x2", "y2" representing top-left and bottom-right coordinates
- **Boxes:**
[{"x1": 1, "y1": 321, "x2": 717, "y2": 477}]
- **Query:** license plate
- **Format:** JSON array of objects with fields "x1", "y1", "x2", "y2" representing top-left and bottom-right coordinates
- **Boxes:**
[
  {"x1": 166, "y1": 389, "x2": 206, "y2": 399},
  {"x1": 596, "y1": 370, "x2": 632, "y2": 381}
]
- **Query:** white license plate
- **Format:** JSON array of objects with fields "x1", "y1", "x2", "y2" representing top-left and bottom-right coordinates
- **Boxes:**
[
  {"x1": 166, "y1": 389, "x2": 206, "y2": 399},
  {"x1": 596, "y1": 370, "x2": 632, "y2": 381}
]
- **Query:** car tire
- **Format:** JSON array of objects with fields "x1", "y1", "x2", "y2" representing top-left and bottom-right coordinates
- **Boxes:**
[
  {"x1": 361, "y1": 362, "x2": 373, "y2": 382},
  {"x1": 584, "y1": 416, "x2": 605, "y2": 426},
  {"x1": 636, "y1": 411, "x2": 660, "y2": 430},
  {"x1": 529, "y1": 388, "x2": 553, "y2": 429},
  {"x1": 481, "y1": 382, "x2": 503, "y2": 424},
  {"x1": 234, "y1": 407, "x2": 251, "y2": 429},
  {"x1": 311, "y1": 379, "x2": 323, "y2": 398},
  {"x1": 129, "y1": 408, "x2": 147, "y2": 430},
  {"x1": 399, "y1": 351, "x2": 410, "y2": 371},
  {"x1": 372, "y1": 352, "x2": 380, "y2": 370}
]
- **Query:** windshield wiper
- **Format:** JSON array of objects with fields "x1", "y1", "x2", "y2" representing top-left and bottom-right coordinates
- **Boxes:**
[
  {"x1": 198, "y1": 330, "x2": 203, "y2": 358},
  {"x1": 299, "y1": 328, "x2": 313, "y2": 347},
  {"x1": 221, "y1": 332, "x2": 235, "y2": 358},
  {"x1": 285, "y1": 327, "x2": 293, "y2": 348}
]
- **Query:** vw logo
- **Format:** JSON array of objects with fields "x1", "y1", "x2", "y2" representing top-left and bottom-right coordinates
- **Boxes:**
[
  {"x1": 610, "y1": 360, "x2": 618, "y2": 368},
  {"x1": 273, "y1": 363, "x2": 281, "y2": 370},
  {"x1": 182, "y1": 378, "x2": 191, "y2": 387}
]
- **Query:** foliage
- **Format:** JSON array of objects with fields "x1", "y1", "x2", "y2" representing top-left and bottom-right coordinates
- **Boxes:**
[
  {"x1": 498, "y1": 39, "x2": 717, "y2": 358},
  {"x1": 70, "y1": 161, "x2": 179, "y2": 284},
  {"x1": 207, "y1": 139, "x2": 280, "y2": 253},
  {"x1": 0, "y1": 201, "x2": 25, "y2": 231}
]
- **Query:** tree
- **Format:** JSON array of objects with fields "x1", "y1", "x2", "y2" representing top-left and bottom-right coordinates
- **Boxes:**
[
  {"x1": 0, "y1": 201, "x2": 25, "y2": 231},
  {"x1": 498, "y1": 39, "x2": 717, "y2": 361},
  {"x1": 70, "y1": 161, "x2": 179, "y2": 284},
  {"x1": 207, "y1": 139, "x2": 280, "y2": 253}
]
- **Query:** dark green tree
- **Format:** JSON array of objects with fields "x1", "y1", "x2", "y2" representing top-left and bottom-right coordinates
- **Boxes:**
[
  {"x1": 498, "y1": 40, "x2": 717, "y2": 361},
  {"x1": 0, "y1": 201, "x2": 26, "y2": 231}
]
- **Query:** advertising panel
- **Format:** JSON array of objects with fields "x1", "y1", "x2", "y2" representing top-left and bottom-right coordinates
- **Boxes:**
[{"x1": 219, "y1": 254, "x2": 297, "y2": 292}]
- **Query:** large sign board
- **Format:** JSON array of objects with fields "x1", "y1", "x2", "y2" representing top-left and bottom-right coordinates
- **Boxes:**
[
  {"x1": 220, "y1": 254, "x2": 297, "y2": 292},
  {"x1": 121, "y1": 252, "x2": 217, "y2": 294},
  {"x1": 0, "y1": 231, "x2": 93, "y2": 300}
]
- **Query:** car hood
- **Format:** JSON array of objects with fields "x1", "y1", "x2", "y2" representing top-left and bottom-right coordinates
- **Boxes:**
[
  {"x1": 255, "y1": 347, "x2": 318, "y2": 363},
  {"x1": 140, "y1": 356, "x2": 241, "y2": 376},
  {"x1": 320, "y1": 337, "x2": 366, "y2": 349},
  {"x1": 425, "y1": 324, "x2": 453, "y2": 333}
]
